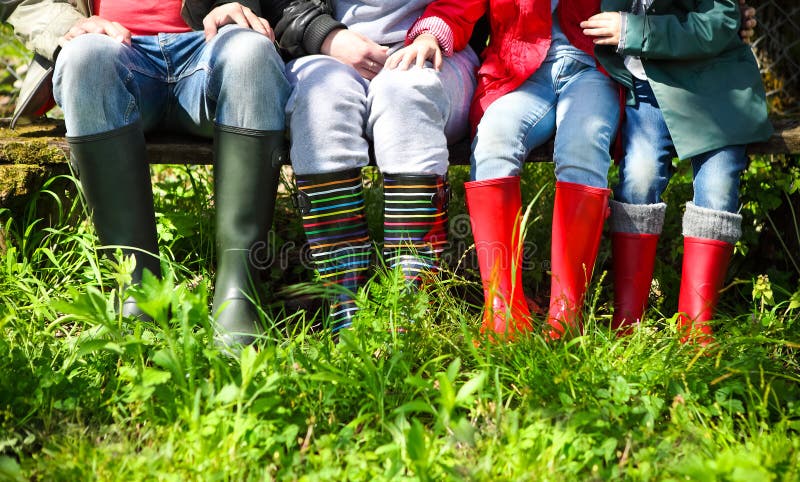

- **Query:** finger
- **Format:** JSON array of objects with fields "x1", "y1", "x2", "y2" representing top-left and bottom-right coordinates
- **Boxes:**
[
  {"x1": 433, "y1": 48, "x2": 442, "y2": 71},
  {"x1": 243, "y1": 9, "x2": 268, "y2": 35},
  {"x1": 80, "y1": 19, "x2": 109, "y2": 34},
  {"x1": 582, "y1": 27, "x2": 612, "y2": 38},
  {"x1": 385, "y1": 52, "x2": 399, "y2": 70},
  {"x1": 358, "y1": 66, "x2": 376, "y2": 80},
  {"x1": 109, "y1": 21, "x2": 132, "y2": 44},
  {"x1": 229, "y1": 9, "x2": 252, "y2": 29},
  {"x1": 203, "y1": 16, "x2": 219, "y2": 41},
  {"x1": 259, "y1": 17, "x2": 275, "y2": 41},
  {"x1": 63, "y1": 27, "x2": 86, "y2": 41},
  {"x1": 415, "y1": 49, "x2": 427, "y2": 69},
  {"x1": 593, "y1": 37, "x2": 618, "y2": 46},
  {"x1": 399, "y1": 51, "x2": 415, "y2": 71},
  {"x1": 580, "y1": 19, "x2": 610, "y2": 29},
  {"x1": 362, "y1": 57, "x2": 381, "y2": 74}
]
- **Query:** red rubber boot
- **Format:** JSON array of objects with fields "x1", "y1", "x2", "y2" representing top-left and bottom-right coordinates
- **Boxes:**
[
  {"x1": 611, "y1": 232, "x2": 659, "y2": 334},
  {"x1": 676, "y1": 236, "x2": 733, "y2": 345},
  {"x1": 465, "y1": 176, "x2": 533, "y2": 339},
  {"x1": 547, "y1": 181, "x2": 611, "y2": 339}
]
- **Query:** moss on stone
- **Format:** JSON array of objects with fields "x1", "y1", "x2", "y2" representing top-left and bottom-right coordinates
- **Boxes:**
[{"x1": 1, "y1": 140, "x2": 67, "y2": 165}]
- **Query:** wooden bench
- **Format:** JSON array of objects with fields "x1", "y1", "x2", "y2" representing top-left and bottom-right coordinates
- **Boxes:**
[{"x1": 2, "y1": 116, "x2": 799, "y2": 168}]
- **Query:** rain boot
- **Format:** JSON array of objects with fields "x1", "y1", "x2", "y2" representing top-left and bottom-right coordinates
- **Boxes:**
[
  {"x1": 293, "y1": 168, "x2": 372, "y2": 334},
  {"x1": 382, "y1": 173, "x2": 449, "y2": 285},
  {"x1": 676, "y1": 202, "x2": 741, "y2": 345},
  {"x1": 608, "y1": 200, "x2": 667, "y2": 333},
  {"x1": 465, "y1": 176, "x2": 532, "y2": 339},
  {"x1": 211, "y1": 125, "x2": 286, "y2": 347},
  {"x1": 67, "y1": 122, "x2": 160, "y2": 319},
  {"x1": 547, "y1": 181, "x2": 610, "y2": 339}
]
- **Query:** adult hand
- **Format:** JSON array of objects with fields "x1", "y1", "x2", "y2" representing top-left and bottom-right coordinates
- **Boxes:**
[
  {"x1": 321, "y1": 29, "x2": 389, "y2": 80},
  {"x1": 385, "y1": 34, "x2": 442, "y2": 71},
  {"x1": 62, "y1": 16, "x2": 132, "y2": 45},
  {"x1": 739, "y1": 0, "x2": 757, "y2": 43},
  {"x1": 203, "y1": 2, "x2": 274, "y2": 42},
  {"x1": 580, "y1": 12, "x2": 622, "y2": 47}
]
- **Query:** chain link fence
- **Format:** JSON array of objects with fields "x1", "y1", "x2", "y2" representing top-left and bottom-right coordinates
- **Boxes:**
[{"x1": 753, "y1": 0, "x2": 800, "y2": 115}]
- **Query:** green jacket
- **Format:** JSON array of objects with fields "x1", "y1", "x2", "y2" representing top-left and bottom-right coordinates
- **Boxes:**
[
  {"x1": 1, "y1": 0, "x2": 260, "y2": 127},
  {"x1": 595, "y1": 0, "x2": 773, "y2": 160}
]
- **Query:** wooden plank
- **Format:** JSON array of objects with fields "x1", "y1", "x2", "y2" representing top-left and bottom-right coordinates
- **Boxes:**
[
  {"x1": 746, "y1": 116, "x2": 800, "y2": 155},
  {"x1": 2, "y1": 117, "x2": 798, "y2": 167}
]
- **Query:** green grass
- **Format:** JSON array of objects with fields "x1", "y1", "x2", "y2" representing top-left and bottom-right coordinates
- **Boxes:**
[{"x1": 1, "y1": 164, "x2": 799, "y2": 481}]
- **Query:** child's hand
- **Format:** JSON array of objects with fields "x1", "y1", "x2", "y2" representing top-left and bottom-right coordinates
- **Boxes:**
[
  {"x1": 581, "y1": 12, "x2": 622, "y2": 47},
  {"x1": 739, "y1": 0, "x2": 757, "y2": 43},
  {"x1": 385, "y1": 34, "x2": 443, "y2": 71}
]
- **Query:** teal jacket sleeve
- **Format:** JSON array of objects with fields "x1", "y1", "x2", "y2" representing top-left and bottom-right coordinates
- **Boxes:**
[{"x1": 621, "y1": 0, "x2": 742, "y2": 60}]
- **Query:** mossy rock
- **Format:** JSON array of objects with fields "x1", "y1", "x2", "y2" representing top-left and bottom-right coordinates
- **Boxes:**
[
  {"x1": 1, "y1": 139, "x2": 67, "y2": 165},
  {"x1": 0, "y1": 163, "x2": 72, "y2": 218},
  {"x1": 0, "y1": 121, "x2": 69, "y2": 165}
]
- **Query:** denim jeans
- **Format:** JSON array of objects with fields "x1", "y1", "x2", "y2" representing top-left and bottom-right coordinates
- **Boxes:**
[
  {"x1": 53, "y1": 25, "x2": 289, "y2": 137},
  {"x1": 285, "y1": 45, "x2": 479, "y2": 176},
  {"x1": 470, "y1": 55, "x2": 619, "y2": 187},
  {"x1": 615, "y1": 79, "x2": 747, "y2": 213}
]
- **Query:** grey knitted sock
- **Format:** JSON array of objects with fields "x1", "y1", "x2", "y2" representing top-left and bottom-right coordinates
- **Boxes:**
[
  {"x1": 609, "y1": 200, "x2": 667, "y2": 235},
  {"x1": 682, "y1": 202, "x2": 742, "y2": 244}
]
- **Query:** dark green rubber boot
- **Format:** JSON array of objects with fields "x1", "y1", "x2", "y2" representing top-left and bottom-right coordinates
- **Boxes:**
[
  {"x1": 67, "y1": 123, "x2": 161, "y2": 319},
  {"x1": 211, "y1": 125, "x2": 286, "y2": 348}
]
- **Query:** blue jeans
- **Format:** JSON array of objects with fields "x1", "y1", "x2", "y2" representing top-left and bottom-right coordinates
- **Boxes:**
[
  {"x1": 53, "y1": 25, "x2": 289, "y2": 137},
  {"x1": 615, "y1": 79, "x2": 746, "y2": 213},
  {"x1": 471, "y1": 55, "x2": 619, "y2": 187}
]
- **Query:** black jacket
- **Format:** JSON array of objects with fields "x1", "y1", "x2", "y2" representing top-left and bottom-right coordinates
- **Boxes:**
[{"x1": 263, "y1": 0, "x2": 345, "y2": 58}]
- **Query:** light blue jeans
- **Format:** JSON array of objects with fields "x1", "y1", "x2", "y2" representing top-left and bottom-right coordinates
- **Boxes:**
[
  {"x1": 471, "y1": 55, "x2": 619, "y2": 187},
  {"x1": 615, "y1": 79, "x2": 747, "y2": 213},
  {"x1": 53, "y1": 25, "x2": 289, "y2": 137},
  {"x1": 285, "y1": 45, "x2": 479, "y2": 176}
]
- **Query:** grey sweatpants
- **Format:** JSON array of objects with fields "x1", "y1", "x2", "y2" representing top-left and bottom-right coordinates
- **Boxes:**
[{"x1": 285, "y1": 45, "x2": 479, "y2": 176}]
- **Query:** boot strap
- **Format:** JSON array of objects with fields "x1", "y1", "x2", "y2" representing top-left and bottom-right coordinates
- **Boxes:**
[{"x1": 291, "y1": 190, "x2": 312, "y2": 215}]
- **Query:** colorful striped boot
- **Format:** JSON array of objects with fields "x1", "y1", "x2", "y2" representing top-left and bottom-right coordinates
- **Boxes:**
[
  {"x1": 293, "y1": 168, "x2": 372, "y2": 334},
  {"x1": 382, "y1": 173, "x2": 450, "y2": 286}
]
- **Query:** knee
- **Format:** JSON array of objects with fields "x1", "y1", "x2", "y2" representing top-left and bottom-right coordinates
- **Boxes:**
[
  {"x1": 54, "y1": 35, "x2": 129, "y2": 104},
  {"x1": 370, "y1": 68, "x2": 444, "y2": 113},
  {"x1": 293, "y1": 60, "x2": 365, "y2": 105},
  {"x1": 55, "y1": 34, "x2": 125, "y2": 82},
  {"x1": 213, "y1": 28, "x2": 289, "y2": 96}
]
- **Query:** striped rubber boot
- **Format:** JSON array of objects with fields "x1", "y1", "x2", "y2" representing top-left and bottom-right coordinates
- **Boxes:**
[
  {"x1": 382, "y1": 173, "x2": 450, "y2": 286},
  {"x1": 293, "y1": 168, "x2": 372, "y2": 334}
]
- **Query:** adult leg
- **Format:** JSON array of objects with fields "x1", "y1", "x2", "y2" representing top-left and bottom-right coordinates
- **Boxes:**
[
  {"x1": 54, "y1": 34, "x2": 164, "y2": 319},
  {"x1": 170, "y1": 26, "x2": 291, "y2": 345},
  {"x1": 547, "y1": 58, "x2": 618, "y2": 338},
  {"x1": 677, "y1": 146, "x2": 746, "y2": 344},
  {"x1": 466, "y1": 63, "x2": 559, "y2": 337},
  {"x1": 286, "y1": 56, "x2": 372, "y2": 332}
]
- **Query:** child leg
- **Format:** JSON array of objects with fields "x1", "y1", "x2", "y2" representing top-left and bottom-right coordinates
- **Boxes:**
[
  {"x1": 611, "y1": 79, "x2": 674, "y2": 332},
  {"x1": 678, "y1": 146, "x2": 746, "y2": 343},
  {"x1": 547, "y1": 59, "x2": 619, "y2": 337}
]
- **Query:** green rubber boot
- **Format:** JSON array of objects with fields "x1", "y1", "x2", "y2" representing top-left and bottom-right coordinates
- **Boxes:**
[
  {"x1": 211, "y1": 125, "x2": 286, "y2": 348},
  {"x1": 67, "y1": 123, "x2": 161, "y2": 319}
]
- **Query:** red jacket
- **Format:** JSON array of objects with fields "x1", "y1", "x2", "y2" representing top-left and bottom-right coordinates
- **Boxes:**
[{"x1": 414, "y1": 0, "x2": 601, "y2": 132}]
